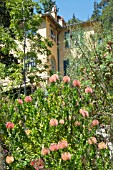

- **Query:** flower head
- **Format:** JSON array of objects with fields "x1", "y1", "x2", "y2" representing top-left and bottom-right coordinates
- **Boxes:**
[
  {"x1": 59, "y1": 119, "x2": 64, "y2": 124},
  {"x1": 41, "y1": 148, "x2": 49, "y2": 155},
  {"x1": 63, "y1": 76, "x2": 70, "y2": 83},
  {"x1": 88, "y1": 137, "x2": 97, "y2": 145},
  {"x1": 53, "y1": 74, "x2": 59, "y2": 79},
  {"x1": 30, "y1": 161, "x2": 35, "y2": 166},
  {"x1": 72, "y1": 80, "x2": 81, "y2": 87},
  {"x1": 24, "y1": 96, "x2": 32, "y2": 102},
  {"x1": 57, "y1": 140, "x2": 68, "y2": 149},
  {"x1": 74, "y1": 121, "x2": 81, "y2": 126},
  {"x1": 91, "y1": 119, "x2": 99, "y2": 127},
  {"x1": 79, "y1": 109, "x2": 89, "y2": 118},
  {"x1": 6, "y1": 122, "x2": 14, "y2": 129},
  {"x1": 85, "y1": 87, "x2": 93, "y2": 93},
  {"x1": 98, "y1": 142, "x2": 107, "y2": 149},
  {"x1": 49, "y1": 119, "x2": 58, "y2": 126},
  {"x1": 6, "y1": 155, "x2": 14, "y2": 164},
  {"x1": 49, "y1": 74, "x2": 58, "y2": 83},
  {"x1": 17, "y1": 99, "x2": 23, "y2": 104},
  {"x1": 30, "y1": 158, "x2": 44, "y2": 169},
  {"x1": 49, "y1": 143, "x2": 58, "y2": 151},
  {"x1": 61, "y1": 152, "x2": 71, "y2": 161}
]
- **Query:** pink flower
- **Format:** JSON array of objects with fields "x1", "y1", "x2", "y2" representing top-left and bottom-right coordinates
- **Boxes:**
[
  {"x1": 49, "y1": 119, "x2": 58, "y2": 126},
  {"x1": 98, "y1": 142, "x2": 107, "y2": 149},
  {"x1": 49, "y1": 143, "x2": 58, "y2": 151},
  {"x1": 72, "y1": 80, "x2": 81, "y2": 87},
  {"x1": 88, "y1": 137, "x2": 97, "y2": 145},
  {"x1": 41, "y1": 148, "x2": 49, "y2": 155},
  {"x1": 91, "y1": 119, "x2": 99, "y2": 127},
  {"x1": 24, "y1": 96, "x2": 32, "y2": 102},
  {"x1": 6, "y1": 122, "x2": 14, "y2": 129},
  {"x1": 85, "y1": 87, "x2": 93, "y2": 93},
  {"x1": 17, "y1": 99, "x2": 23, "y2": 104},
  {"x1": 79, "y1": 109, "x2": 89, "y2": 117},
  {"x1": 63, "y1": 76, "x2": 70, "y2": 83},
  {"x1": 74, "y1": 121, "x2": 81, "y2": 126},
  {"x1": 49, "y1": 74, "x2": 58, "y2": 83},
  {"x1": 30, "y1": 161, "x2": 35, "y2": 166},
  {"x1": 30, "y1": 158, "x2": 44, "y2": 169},
  {"x1": 57, "y1": 140, "x2": 68, "y2": 149},
  {"x1": 53, "y1": 74, "x2": 59, "y2": 79},
  {"x1": 59, "y1": 119, "x2": 64, "y2": 124},
  {"x1": 61, "y1": 152, "x2": 71, "y2": 161}
]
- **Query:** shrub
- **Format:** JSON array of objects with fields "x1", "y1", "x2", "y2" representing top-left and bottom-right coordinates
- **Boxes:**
[{"x1": 0, "y1": 75, "x2": 111, "y2": 169}]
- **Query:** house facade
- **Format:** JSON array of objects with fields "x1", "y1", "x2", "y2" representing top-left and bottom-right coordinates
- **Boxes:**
[{"x1": 38, "y1": 6, "x2": 96, "y2": 77}]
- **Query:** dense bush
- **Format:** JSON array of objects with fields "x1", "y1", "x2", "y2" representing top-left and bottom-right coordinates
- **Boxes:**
[
  {"x1": 66, "y1": 25, "x2": 113, "y2": 125},
  {"x1": 0, "y1": 74, "x2": 111, "y2": 169}
]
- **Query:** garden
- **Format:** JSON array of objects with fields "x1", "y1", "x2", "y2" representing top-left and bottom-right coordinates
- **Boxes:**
[
  {"x1": 0, "y1": 73, "x2": 112, "y2": 169},
  {"x1": 0, "y1": 0, "x2": 113, "y2": 169}
]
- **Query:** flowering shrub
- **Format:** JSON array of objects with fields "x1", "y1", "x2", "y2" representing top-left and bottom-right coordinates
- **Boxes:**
[{"x1": 0, "y1": 76, "x2": 111, "y2": 169}]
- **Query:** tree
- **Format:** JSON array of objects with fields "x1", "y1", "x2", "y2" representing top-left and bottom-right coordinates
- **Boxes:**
[
  {"x1": 92, "y1": 0, "x2": 113, "y2": 28},
  {"x1": 99, "y1": 0, "x2": 113, "y2": 28},
  {"x1": 67, "y1": 13, "x2": 81, "y2": 25},
  {"x1": 0, "y1": 0, "x2": 10, "y2": 27},
  {"x1": 0, "y1": 0, "x2": 53, "y2": 95},
  {"x1": 90, "y1": 1, "x2": 101, "y2": 21},
  {"x1": 40, "y1": 0, "x2": 59, "y2": 13}
]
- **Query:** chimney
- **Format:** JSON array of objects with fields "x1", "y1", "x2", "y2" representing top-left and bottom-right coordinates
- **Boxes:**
[
  {"x1": 58, "y1": 16, "x2": 65, "y2": 27},
  {"x1": 51, "y1": 5, "x2": 57, "y2": 19}
]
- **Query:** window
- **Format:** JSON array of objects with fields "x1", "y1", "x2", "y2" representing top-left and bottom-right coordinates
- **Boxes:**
[
  {"x1": 63, "y1": 60, "x2": 69, "y2": 75},
  {"x1": 50, "y1": 28, "x2": 56, "y2": 41},
  {"x1": 65, "y1": 31, "x2": 70, "y2": 48}
]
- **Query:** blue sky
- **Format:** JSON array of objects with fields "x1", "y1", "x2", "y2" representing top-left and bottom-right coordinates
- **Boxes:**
[{"x1": 56, "y1": 0, "x2": 101, "y2": 22}]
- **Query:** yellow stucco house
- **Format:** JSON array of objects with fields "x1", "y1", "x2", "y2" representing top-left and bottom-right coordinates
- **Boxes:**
[{"x1": 38, "y1": 6, "x2": 96, "y2": 77}]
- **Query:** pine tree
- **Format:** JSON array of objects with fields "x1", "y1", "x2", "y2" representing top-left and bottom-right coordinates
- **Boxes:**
[
  {"x1": 90, "y1": 1, "x2": 101, "y2": 21},
  {"x1": 40, "y1": 0, "x2": 59, "y2": 13},
  {"x1": 98, "y1": 0, "x2": 113, "y2": 28},
  {"x1": 67, "y1": 14, "x2": 81, "y2": 25}
]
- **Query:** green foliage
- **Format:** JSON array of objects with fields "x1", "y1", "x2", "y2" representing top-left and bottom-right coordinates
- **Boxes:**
[
  {"x1": 0, "y1": 77, "x2": 111, "y2": 169},
  {"x1": 90, "y1": 1, "x2": 101, "y2": 21},
  {"x1": 0, "y1": 0, "x2": 10, "y2": 27},
  {"x1": 0, "y1": 0, "x2": 53, "y2": 93},
  {"x1": 66, "y1": 24, "x2": 113, "y2": 124},
  {"x1": 67, "y1": 14, "x2": 82, "y2": 25},
  {"x1": 91, "y1": 0, "x2": 113, "y2": 28},
  {"x1": 99, "y1": 0, "x2": 113, "y2": 28},
  {"x1": 39, "y1": 0, "x2": 59, "y2": 13}
]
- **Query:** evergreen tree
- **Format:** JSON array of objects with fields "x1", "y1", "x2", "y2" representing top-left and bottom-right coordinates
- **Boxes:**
[
  {"x1": 90, "y1": 0, "x2": 113, "y2": 28},
  {"x1": 98, "y1": 0, "x2": 109, "y2": 7},
  {"x1": 40, "y1": 0, "x2": 58, "y2": 13},
  {"x1": 99, "y1": 0, "x2": 113, "y2": 28},
  {"x1": 67, "y1": 14, "x2": 81, "y2": 25},
  {"x1": 90, "y1": 1, "x2": 101, "y2": 21}
]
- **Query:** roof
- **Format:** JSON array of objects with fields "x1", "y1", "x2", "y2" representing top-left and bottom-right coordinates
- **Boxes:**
[
  {"x1": 65, "y1": 20, "x2": 99, "y2": 29},
  {"x1": 41, "y1": 13, "x2": 63, "y2": 29},
  {"x1": 41, "y1": 13, "x2": 98, "y2": 30}
]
